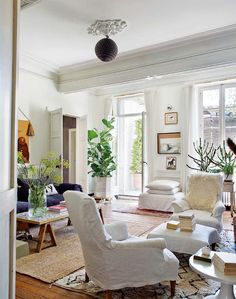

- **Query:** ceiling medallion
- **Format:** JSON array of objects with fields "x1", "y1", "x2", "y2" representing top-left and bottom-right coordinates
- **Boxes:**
[{"x1": 88, "y1": 19, "x2": 127, "y2": 62}]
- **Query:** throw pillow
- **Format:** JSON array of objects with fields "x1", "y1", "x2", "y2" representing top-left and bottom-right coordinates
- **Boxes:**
[
  {"x1": 45, "y1": 184, "x2": 58, "y2": 195},
  {"x1": 186, "y1": 173, "x2": 222, "y2": 212},
  {"x1": 146, "y1": 180, "x2": 180, "y2": 190},
  {"x1": 147, "y1": 187, "x2": 180, "y2": 195}
]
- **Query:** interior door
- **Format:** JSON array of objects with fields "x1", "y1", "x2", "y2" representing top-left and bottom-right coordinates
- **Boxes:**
[
  {"x1": 76, "y1": 117, "x2": 88, "y2": 192},
  {"x1": 50, "y1": 108, "x2": 63, "y2": 176},
  {"x1": 0, "y1": 0, "x2": 18, "y2": 298}
]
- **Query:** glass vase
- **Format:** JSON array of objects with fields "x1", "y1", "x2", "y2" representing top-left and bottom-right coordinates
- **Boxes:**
[{"x1": 28, "y1": 185, "x2": 47, "y2": 217}]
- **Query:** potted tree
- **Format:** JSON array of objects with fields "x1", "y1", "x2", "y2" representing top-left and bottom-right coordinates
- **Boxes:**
[
  {"x1": 213, "y1": 141, "x2": 236, "y2": 181},
  {"x1": 88, "y1": 118, "x2": 117, "y2": 199},
  {"x1": 130, "y1": 119, "x2": 142, "y2": 190}
]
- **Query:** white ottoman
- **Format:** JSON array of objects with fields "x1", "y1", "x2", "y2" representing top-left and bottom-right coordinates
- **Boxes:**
[{"x1": 147, "y1": 223, "x2": 221, "y2": 255}]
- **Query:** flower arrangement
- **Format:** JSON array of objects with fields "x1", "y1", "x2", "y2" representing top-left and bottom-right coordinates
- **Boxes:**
[{"x1": 18, "y1": 151, "x2": 69, "y2": 216}]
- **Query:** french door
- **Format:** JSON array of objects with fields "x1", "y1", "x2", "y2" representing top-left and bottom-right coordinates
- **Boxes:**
[{"x1": 117, "y1": 112, "x2": 147, "y2": 196}]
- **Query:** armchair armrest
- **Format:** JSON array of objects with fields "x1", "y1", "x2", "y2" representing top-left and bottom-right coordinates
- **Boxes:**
[
  {"x1": 111, "y1": 238, "x2": 167, "y2": 249},
  {"x1": 212, "y1": 200, "x2": 225, "y2": 217},
  {"x1": 171, "y1": 196, "x2": 190, "y2": 213},
  {"x1": 104, "y1": 222, "x2": 129, "y2": 241}
]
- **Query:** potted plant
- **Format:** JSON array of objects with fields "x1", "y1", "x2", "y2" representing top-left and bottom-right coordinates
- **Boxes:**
[
  {"x1": 186, "y1": 138, "x2": 217, "y2": 172},
  {"x1": 18, "y1": 151, "x2": 69, "y2": 217},
  {"x1": 130, "y1": 119, "x2": 142, "y2": 190},
  {"x1": 88, "y1": 118, "x2": 117, "y2": 199},
  {"x1": 213, "y1": 140, "x2": 236, "y2": 181}
]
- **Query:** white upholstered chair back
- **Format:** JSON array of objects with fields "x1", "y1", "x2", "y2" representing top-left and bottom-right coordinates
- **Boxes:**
[{"x1": 64, "y1": 191, "x2": 111, "y2": 255}]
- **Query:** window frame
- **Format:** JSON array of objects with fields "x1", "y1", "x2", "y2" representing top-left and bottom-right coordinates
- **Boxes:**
[{"x1": 199, "y1": 83, "x2": 236, "y2": 145}]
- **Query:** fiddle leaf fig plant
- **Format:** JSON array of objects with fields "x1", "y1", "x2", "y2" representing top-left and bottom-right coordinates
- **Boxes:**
[{"x1": 88, "y1": 118, "x2": 117, "y2": 177}]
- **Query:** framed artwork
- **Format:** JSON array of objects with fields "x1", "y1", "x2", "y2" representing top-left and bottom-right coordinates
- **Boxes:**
[
  {"x1": 157, "y1": 132, "x2": 181, "y2": 154},
  {"x1": 165, "y1": 112, "x2": 178, "y2": 125},
  {"x1": 18, "y1": 120, "x2": 30, "y2": 163},
  {"x1": 166, "y1": 156, "x2": 177, "y2": 170}
]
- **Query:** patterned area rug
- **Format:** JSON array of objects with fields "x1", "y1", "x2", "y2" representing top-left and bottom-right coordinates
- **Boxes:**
[{"x1": 55, "y1": 231, "x2": 235, "y2": 299}]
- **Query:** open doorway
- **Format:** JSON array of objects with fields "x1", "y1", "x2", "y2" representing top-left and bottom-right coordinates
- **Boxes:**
[{"x1": 116, "y1": 94, "x2": 146, "y2": 197}]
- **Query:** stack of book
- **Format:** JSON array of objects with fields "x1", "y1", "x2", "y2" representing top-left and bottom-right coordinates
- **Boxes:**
[
  {"x1": 166, "y1": 220, "x2": 180, "y2": 230},
  {"x1": 179, "y1": 213, "x2": 196, "y2": 232},
  {"x1": 212, "y1": 252, "x2": 236, "y2": 275},
  {"x1": 48, "y1": 205, "x2": 67, "y2": 213}
]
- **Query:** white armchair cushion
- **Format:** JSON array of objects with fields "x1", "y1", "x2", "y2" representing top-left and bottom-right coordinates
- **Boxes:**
[
  {"x1": 171, "y1": 197, "x2": 191, "y2": 213},
  {"x1": 146, "y1": 180, "x2": 179, "y2": 190},
  {"x1": 212, "y1": 200, "x2": 226, "y2": 218},
  {"x1": 104, "y1": 222, "x2": 129, "y2": 241},
  {"x1": 186, "y1": 173, "x2": 222, "y2": 212},
  {"x1": 111, "y1": 238, "x2": 167, "y2": 249}
]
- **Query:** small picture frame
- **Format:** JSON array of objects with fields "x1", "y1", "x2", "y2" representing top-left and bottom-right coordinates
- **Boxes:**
[
  {"x1": 165, "y1": 112, "x2": 178, "y2": 125},
  {"x1": 166, "y1": 156, "x2": 177, "y2": 170},
  {"x1": 157, "y1": 132, "x2": 181, "y2": 154}
]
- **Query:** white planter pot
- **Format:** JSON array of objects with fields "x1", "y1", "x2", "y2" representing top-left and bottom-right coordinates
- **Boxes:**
[{"x1": 94, "y1": 177, "x2": 112, "y2": 199}]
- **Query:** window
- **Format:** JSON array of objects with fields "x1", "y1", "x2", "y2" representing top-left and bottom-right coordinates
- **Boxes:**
[{"x1": 200, "y1": 84, "x2": 236, "y2": 146}]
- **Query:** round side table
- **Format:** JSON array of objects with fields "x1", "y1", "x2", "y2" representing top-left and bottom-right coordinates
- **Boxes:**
[{"x1": 189, "y1": 250, "x2": 236, "y2": 299}]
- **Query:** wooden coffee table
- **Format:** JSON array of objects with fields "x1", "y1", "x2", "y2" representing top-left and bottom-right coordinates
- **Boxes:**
[{"x1": 17, "y1": 211, "x2": 69, "y2": 252}]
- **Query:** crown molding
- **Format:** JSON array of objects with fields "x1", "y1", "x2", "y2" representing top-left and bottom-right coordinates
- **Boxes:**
[
  {"x1": 58, "y1": 24, "x2": 236, "y2": 93},
  {"x1": 93, "y1": 65, "x2": 236, "y2": 96},
  {"x1": 19, "y1": 51, "x2": 59, "y2": 81}
]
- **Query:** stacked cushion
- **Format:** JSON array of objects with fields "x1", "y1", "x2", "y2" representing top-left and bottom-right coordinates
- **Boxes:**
[
  {"x1": 139, "y1": 179, "x2": 183, "y2": 212},
  {"x1": 146, "y1": 180, "x2": 180, "y2": 195}
]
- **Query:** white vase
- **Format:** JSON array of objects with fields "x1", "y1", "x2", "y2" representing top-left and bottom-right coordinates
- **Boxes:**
[{"x1": 94, "y1": 177, "x2": 112, "y2": 199}]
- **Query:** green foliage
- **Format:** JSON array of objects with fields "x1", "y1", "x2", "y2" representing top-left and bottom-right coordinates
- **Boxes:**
[
  {"x1": 130, "y1": 119, "x2": 142, "y2": 174},
  {"x1": 17, "y1": 151, "x2": 69, "y2": 187},
  {"x1": 187, "y1": 138, "x2": 217, "y2": 172},
  {"x1": 88, "y1": 117, "x2": 117, "y2": 177},
  {"x1": 213, "y1": 140, "x2": 236, "y2": 178},
  {"x1": 187, "y1": 139, "x2": 236, "y2": 178}
]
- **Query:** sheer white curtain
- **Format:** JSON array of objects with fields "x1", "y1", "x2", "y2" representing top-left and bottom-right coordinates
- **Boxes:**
[
  {"x1": 181, "y1": 85, "x2": 200, "y2": 192},
  {"x1": 144, "y1": 89, "x2": 159, "y2": 183}
]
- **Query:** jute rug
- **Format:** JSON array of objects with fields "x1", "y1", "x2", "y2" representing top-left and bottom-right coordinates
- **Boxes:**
[
  {"x1": 112, "y1": 205, "x2": 172, "y2": 217},
  {"x1": 16, "y1": 220, "x2": 156, "y2": 283},
  {"x1": 54, "y1": 231, "x2": 235, "y2": 299}
]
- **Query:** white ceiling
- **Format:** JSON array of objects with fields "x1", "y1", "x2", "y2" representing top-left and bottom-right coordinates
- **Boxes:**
[{"x1": 20, "y1": 0, "x2": 236, "y2": 69}]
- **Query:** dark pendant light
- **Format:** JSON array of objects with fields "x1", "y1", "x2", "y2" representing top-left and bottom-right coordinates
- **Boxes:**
[
  {"x1": 88, "y1": 19, "x2": 127, "y2": 62},
  {"x1": 95, "y1": 36, "x2": 118, "y2": 62}
]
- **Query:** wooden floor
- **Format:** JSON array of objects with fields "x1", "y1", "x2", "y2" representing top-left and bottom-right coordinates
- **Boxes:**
[{"x1": 16, "y1": 199, "x2": 235, "y2": 299}]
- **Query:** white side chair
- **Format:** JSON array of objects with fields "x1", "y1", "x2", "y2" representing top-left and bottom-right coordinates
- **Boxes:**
[
  {"x1": 64, "y1": 191, "x2": 179, "y2": 299},
  {"x1": 171, "y1": 173, "x2": 225, "y2": 232}
]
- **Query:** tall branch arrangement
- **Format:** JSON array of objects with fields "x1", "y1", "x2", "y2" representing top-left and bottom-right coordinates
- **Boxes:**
[
  {"x1": 187, "y1": 138, "x2": 236, "y2": 178},
  {"x1": 187, "y1": 138, "x2": 217, "y2": 172}
]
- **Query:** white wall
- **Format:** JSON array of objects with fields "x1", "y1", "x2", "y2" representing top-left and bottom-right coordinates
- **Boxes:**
[
  {"x1": 18, "y1": 70, "x2": 104, "y2": 164},
  {"x1": 153, "y1": 85, "x2": 184, "y2": 178}
]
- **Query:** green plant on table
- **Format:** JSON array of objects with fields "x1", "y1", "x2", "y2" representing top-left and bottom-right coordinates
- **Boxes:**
[
  {"x1": 18, "y1": 151, "x2": 69, "y2": 216},
  {"x1": 186, "y1": 138, "x2": 218, "y2": 172},
  {"x1": 212, "y1": 140, "x2": 236, "y2": 180}
]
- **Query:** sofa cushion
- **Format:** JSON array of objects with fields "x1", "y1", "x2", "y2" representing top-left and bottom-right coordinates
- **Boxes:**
[
  {"x1": 17, "y1": 178, "x2": 29, "y2": 202},
  {"x1": 147, "y1": 187, "x2": 180, "y2": 195},
  {"x1": 45, "y1": 184, "x2": 58, "y2": 195},
  {"x1": 146, "y1": 180, "x2": 179, "y2": 190},
  {"x1": 56, "y1": 183, "x2": 83, "y2": 194},
  {"x1": 47, "y1": 194, "x2": 64, "y2": 206},
  {"x1": 17, "y1": 201, "x2": 29, "y2": 213}
]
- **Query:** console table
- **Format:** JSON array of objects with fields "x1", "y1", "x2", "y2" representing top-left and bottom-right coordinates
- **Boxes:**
[{"x1": 223, "y1": 181, "x2": 235, "y2": 217}]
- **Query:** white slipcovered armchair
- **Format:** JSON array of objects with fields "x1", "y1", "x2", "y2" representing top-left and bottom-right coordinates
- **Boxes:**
[
  {"x1": 64, "y1": 191, "x2": 179, "y2": 298},
  {"x1": 171, "y1": 173, "x2": 225, "y2": 232}
]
